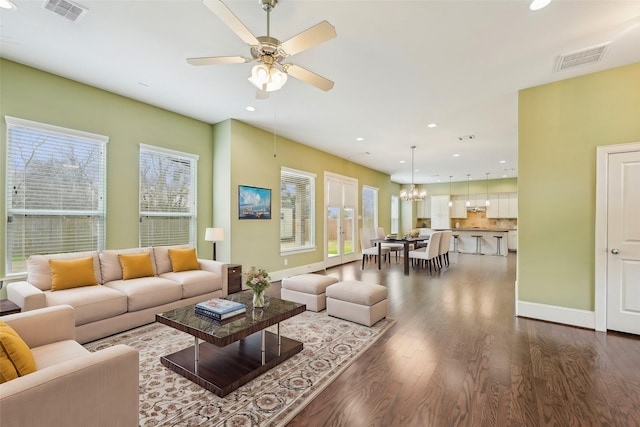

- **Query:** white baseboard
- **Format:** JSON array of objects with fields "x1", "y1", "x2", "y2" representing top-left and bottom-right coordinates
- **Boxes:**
[
  {"x1": 517, "y1": 300, "x2": 595, "y2": 329},
  {"x1": 269, "y1": 262, "x2": 328, "y2": 282}
]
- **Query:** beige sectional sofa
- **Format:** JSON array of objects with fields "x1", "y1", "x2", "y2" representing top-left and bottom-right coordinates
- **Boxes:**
[
  {"x1": 7, "y1": 245, "x2": 228, "y2": 343},
  {"x1": 0, "y1": 305, "x2": 139, "y2": 427}
]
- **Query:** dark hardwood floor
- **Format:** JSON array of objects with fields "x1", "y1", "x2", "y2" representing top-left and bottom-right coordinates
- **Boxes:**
[{"x1": 266, "y1": 252, "x2": 640, "y2": 426}]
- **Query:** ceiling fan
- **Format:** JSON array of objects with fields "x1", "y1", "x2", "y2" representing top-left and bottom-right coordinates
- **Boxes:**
[{"x1": 187, "y1": 0, "x2": 336, "y2": 93}]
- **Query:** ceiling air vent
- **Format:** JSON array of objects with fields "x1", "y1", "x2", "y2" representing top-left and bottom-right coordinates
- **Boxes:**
[
  {"x1": 458, "y1": 134, "x2": 476, "y2": 141},
  {"x1": 43, "y1": 0, "x2": 88, "y2": 22},
  {"x1": 555, "y1": 42, "x2": 610, "y2": 72}
]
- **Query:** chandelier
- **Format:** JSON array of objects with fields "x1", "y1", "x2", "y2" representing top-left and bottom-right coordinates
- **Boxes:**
[{"x1": 400, "y1": 146, "x2": 427, "y2": 202}]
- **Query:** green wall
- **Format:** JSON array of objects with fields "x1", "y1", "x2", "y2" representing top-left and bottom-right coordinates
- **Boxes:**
[
  {"x1": 518, "y1": 62, "x2": 640, "y2": 311},
  {"x1": 0, "y1": 59, "x2": 400, "y2": 281},
  {"x1": 0, "y1": 59, "x2": 215, "y2": 276},
  {"x1": 214, "y1": 119, "x2": 400, "y2": 274}
]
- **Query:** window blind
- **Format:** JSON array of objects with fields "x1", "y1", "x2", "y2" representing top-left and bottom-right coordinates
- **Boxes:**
[
  {"x1": 5, "y1": 116, "x2": 107, "y2": 274},
  {"x1": 139, "y1": 144, "x2": 197, "y2": 247},
  {"x1": 280, "y1": 167, "x2": 315, "y2": 252}
]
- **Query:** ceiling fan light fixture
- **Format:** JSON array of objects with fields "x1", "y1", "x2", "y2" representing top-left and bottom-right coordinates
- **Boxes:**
[
  {"x1": 248, "y1": 64, "x2": 287, "y2": 92},
  {"x1": 249, "y1": 64, "x2": 270, "y2": 87},
  {"x1": 529, "y1": 0, "x2": 551, "y2": 11}
]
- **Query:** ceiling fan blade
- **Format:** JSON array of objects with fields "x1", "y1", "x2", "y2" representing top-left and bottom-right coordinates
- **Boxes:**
[
  {"x1": 285, "y1": 64, "x2": 334, "y2": 91},
  {"x1": 187, "y1": 56, "x2": 251, "y2": 66},
  {"x1": 202, "y1": 0, "x2": 260, "y2": 46},
  {"x1": 279, "y1": 21, "x2": 337, "y2": 56}
]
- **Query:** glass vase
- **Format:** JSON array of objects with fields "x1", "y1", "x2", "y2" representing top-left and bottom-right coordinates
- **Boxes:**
[{"x1": 252, "y1": 290, "x2": 265, "y2": 308}]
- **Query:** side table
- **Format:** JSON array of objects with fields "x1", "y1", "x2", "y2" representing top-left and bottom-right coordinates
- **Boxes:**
[
  {"x1": 0, "y1": 299, "x2": 21, "y2": 316},
  {"x1": 227, "y1": 264, "x2": 242, "y2": 294}
]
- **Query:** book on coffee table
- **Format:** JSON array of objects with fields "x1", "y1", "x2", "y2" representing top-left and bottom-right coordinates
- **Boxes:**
[
  {"x1": 195, "y1": 305, "x2": 246, "y2": 321},
  {"x1": 196, "y1": 298, "x2": 245, "y2": 315}
]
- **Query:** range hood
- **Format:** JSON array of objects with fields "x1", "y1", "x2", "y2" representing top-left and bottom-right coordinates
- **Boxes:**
[{"x1": 467, "y1": 206, "x2": 486, "y2": 212}]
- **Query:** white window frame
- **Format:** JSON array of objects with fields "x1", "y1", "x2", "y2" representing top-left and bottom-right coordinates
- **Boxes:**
[
  {"x1": 362, "y1": 185, "x2": 379, "y2": 236},
  {"x1": 5, "y1": 116, "x2": 108, "y2": 275},
  {"x1": 391, "y1": 195, "x2": 400, "y2": 234},
  {"x1": 280, "y1": 167, "x2": 316, "y2": 254},
  {"x1": 139, "y1": 144, "x2": 198, "y2": 247}
]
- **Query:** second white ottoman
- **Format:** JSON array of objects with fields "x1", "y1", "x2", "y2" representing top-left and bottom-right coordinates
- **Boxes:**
[
  {"x1": 326, "y1": 281, "x2": 388, "y2": 326},
  {"x1": 281, "y1": 273, "x2": 339, "y2": 312}
]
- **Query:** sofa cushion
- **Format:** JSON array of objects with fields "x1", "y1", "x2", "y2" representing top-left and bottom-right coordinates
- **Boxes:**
[
  {"x1": 0, "y1": 320, "x2": 37, "y2": 383},
  {"x1": 100, "y1": 247, "x2": 156, "y2": 283},
  {"x1": 168, "y1": 248, "x2": 200, "y2": 272},
  {"x1": 153, "y1": 245, "x2": 191, "y2": 275},
  {"x1": 119, "y1": 253, "x2": 155, "y2": 280},
  {"x1": 30, "y1": 340, "x2": 89, "y2": 370},
  {"x1": 104, "y1": 277, "x2": 182, "y2": 312},
  {"x1": 159, "y1": 270, "x2": 222, "y2": 299},
  {"x1": 45, "y1": 286, "x2": 128, "y2": 326},
  {"x1": 27, "y1": 251, "x2": 101, "y2": 291},
  {"x1": 49, "y1": 257, "x2": 99, "y2": 291}
]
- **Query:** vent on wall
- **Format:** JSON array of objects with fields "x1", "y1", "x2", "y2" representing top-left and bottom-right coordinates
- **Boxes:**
[
  {"x1": 555, "y1": 42, "x2": 611, "y2": 71},
  {"x1": 43, "y1": 0, "x2": 88, "y2": 22}
]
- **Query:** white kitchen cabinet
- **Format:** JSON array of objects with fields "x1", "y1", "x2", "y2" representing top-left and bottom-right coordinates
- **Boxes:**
[
  {"x1": 451, "y1": 196, "x2": 467, "y2": 218},
  {"x1": 416, "y1": 197, "x2": 431, "y2": 218},
  {"x1": 430, "y1": 195, "x2": 450, "y2": 229},
  {"x1": 486, "y1": 192, "x2": 518, "y2": 218}
]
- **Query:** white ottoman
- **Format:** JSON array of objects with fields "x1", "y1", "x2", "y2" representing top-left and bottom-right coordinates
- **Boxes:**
[
  {"x1": 326, "y1": 281, "x2": 388, "y2": 326},
  {"x1": 281, "y1": 273, "x2": 339, "y2": 312}
]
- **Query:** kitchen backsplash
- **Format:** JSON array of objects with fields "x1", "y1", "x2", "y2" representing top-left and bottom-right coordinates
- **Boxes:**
[{"x1": 452, "y1": 211, "x2": 517, "y2": 229}]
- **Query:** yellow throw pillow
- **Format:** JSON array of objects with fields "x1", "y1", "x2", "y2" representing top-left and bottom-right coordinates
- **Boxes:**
[
  {"x1": 118, "y1": 253, "x2": 155, "y2": 280},
  {"x1": 168, "y1": 248, "x2": 200, "y2": 272},
  {"x1": 0, "y1": 320, "x2": 37, "y2": 383},
  {"x1": 49, "y1": 257, "x2": 98, "y2": 291}
]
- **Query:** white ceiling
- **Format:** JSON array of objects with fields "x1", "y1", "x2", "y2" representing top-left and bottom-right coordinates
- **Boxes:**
[{"x1": 2, "y1": 0, "x2": 640, "y2": 184}]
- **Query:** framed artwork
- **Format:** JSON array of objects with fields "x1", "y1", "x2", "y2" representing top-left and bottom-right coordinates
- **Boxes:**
[{"x1": 238, "y1": 185, "x2": 272, "y2": 220}]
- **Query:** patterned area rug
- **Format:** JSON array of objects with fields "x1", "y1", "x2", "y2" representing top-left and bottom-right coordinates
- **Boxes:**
[{"x1": 85, "y1": 311, "x2": 394, "y2": 426}]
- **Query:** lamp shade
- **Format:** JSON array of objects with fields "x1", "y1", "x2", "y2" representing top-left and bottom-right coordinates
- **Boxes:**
[{"x1": 204, "y1": 227, "x2": 224, "y2": 242}]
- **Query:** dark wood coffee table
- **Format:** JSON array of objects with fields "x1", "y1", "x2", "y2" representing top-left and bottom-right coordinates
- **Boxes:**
[{"x1": 156, "y1": 291, "x2": 305, "y2": 397}]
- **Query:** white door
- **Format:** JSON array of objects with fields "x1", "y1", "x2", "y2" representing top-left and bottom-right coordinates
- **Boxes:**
[
  {"x1": 325, "y1": 173, "x2": 358, "y2": 267},
  {"x1": 606, "y1": 150, "x2": 640, "y2": 334}
]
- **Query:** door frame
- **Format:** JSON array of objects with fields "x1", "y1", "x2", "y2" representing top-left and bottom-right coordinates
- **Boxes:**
[{"x1": 594, "y1": 141, "x2": 640, "y2": 331}]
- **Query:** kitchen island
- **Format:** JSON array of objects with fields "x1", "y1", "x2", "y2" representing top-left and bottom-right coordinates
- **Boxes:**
[{"x1": 450, "y1": 228, "x2": 510, "y2": 256}]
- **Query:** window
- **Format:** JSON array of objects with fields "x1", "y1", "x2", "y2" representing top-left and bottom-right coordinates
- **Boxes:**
[
  {"x1": 280, "y1": 167, "x2": 315, "y2": 253},
  {"x1": 391, "y1": 195, "x2": 399, "y2": 234},
  {"x1": 5, "y1": 116, "x2": 107, "y2": 274},
  {"x1": 362, "y1": 186, "x2": 378, "y2": 236},
  {"x1": 139, "y1": 144, "x2": 198, "y2": 247}
]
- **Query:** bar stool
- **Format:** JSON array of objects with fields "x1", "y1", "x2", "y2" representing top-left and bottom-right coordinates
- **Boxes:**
[
  {"x1": 452, "y1": 234, "x2": 459, "y2": 252},
  {"x1": 471, "y1": 235, "x2": 483, "y2": 255},
  {"x1": 493, "y1": 235, "x2": 503, "y2": 256}
]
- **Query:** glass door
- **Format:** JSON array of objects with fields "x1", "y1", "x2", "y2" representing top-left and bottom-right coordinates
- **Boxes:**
[{"x1": 325, "y1": 173, "x2": 357, "y2": 267}]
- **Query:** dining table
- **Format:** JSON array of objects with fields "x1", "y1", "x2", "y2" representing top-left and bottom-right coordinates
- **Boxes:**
[{"x1": 372, "y1": 236, "x2": 430, "y2": 275}]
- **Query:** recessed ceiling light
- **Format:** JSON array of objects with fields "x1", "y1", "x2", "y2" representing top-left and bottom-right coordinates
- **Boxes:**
[
  {"x1": 246, "y1": 106, "x2": 256, "y2": 112},
  {"x1": 499, "y1": 160, "x2": 506, "y2": 164},
  {"x1": 0, "y1": 0, "x2": 17, "y2": 9},
  {"x1": 453, "y1": 154, "x2": 460, "y2": 157},
  {"x1": 427, "y1": 123, "x2": 437, "y2": 128},
  {"x1": 502, "y1": 174, "x2": 507, "y2": 178},
  {"x1": 400, "y1": 160, "x2": 406, "y2": 164},
  {"x1": 356, "y1": 137, "x2": 365, "y2": 141},
  {"x1": 529, "y1": 0, "x2": 551, "y2": 11}
]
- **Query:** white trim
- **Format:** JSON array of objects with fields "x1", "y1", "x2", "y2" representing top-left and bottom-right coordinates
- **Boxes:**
[
  {"x1": 139, "y1": 143, "x2": 199, "y2": 160},
  {"x1": 5, "y1": 115, "x2": 109, "y2": 143},
  {"x1": 281, "y1": 166, "x2": 316, "y2": 178},
  {"x1": 517, "y1": 301, "x2": 595, "y2": 329},
  {"x1": 269, "y1": 261, "x2": 328, "y2": 282},
  {"x1": 594, "y1": 141, "x2": 640, "y2": 332}
]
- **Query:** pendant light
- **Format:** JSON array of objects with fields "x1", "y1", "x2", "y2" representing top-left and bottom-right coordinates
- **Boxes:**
[
  {"x1": 465, "y1": 174, "x2": 471, "y2": 207},
  {"x1": 485, "y1": 172, "x2": 491, "y2": 206},
  {"x1": 399, "y1": 146, "x2": 427, "y2": 202},
  {"x1": 448, "y1": 175, "x2": 453, "y2": 207}
]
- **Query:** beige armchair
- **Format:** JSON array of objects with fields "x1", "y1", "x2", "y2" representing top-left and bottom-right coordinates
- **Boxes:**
[{"x1": 0, "y1": 305, "x2": 139, "y2": 427}]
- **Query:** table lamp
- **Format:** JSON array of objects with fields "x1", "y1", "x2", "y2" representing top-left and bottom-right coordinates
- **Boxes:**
[{"x1": 204, "y1": 227, "x2": 224, "y2": 261}]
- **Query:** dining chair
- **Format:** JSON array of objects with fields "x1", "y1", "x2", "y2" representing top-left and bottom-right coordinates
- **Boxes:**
[
  {"x1": 376, "y1": 227, "x2": 404, "y2": 263},
  {"x1": 360, "y1": 228, "x2": 391, "y2": 269},
  {"x1": 409, "y1": 231, "x2": 442, "y2": 273},
  {"x1": 438, "y1": 230, "x2": 453, "y2": 267}
]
